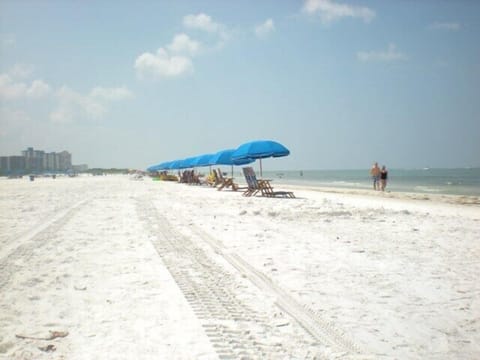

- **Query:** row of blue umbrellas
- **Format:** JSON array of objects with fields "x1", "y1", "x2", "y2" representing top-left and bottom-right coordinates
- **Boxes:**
[{"x1": 147, "y1": 140, "x2": 290, "y2": 177}]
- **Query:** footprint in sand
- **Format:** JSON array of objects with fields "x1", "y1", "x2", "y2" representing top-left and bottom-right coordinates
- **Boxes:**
[{"x1": 0, "y1": 341, "x2": 15, "y2": 354}]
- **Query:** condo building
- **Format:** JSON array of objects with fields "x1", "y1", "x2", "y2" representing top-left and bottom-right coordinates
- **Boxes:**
[{"x1": 0, "y1": 147, "x2": 73, "y2": 175}]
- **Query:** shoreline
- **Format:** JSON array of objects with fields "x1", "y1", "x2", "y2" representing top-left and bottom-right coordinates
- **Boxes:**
[
  {"x1": 3, "y1": 173, "x2": 480, "y2": 206},
  {"x1": 3, "y1": 172, "x2": 480, "y2": 202},
  {"x1": 274, "y1": 182, "x2": 480, "y2": 207}
]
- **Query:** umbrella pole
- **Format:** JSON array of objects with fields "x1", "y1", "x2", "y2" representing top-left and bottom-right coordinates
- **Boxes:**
[
  {"x1": 260, "y1": 159, "x2": 263, "y2": 177},
  {"x1": 231, "y1": 165, "x2": 233, "y2": 178}
]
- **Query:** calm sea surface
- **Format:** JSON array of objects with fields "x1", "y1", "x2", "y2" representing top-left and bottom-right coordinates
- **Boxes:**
[{"x1": 258, "y1": 168, "x2": 480, "y2": 196}]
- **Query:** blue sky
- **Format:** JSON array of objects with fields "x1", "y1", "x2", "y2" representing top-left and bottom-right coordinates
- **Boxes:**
[{"x1": 1, "y1": 0, "x2": 479, "y2": 170}]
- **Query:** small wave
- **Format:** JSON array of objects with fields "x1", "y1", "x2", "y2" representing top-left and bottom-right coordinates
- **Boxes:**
[
  {"x1": 414, "y1": 186, "x2": 441, "y2": 193},
  {"x1": 445, "y1": 181, "x2": 461, "y2": 186},
  {"x1": 329, "y1": 181, "x2": 364, "y2": 187}
]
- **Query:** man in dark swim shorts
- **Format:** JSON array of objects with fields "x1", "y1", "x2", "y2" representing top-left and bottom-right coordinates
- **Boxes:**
[{"x1": 370, "y1": 162, "x2": 381, "y2": 190}]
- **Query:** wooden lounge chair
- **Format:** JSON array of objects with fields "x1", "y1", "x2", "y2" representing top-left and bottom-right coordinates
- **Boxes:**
[
  {"x1": 191, "y1": 170, "x2": 201, "y2": 185},
  {"x1": 216, "y1": 169, "x2": 241, "y2": 191},
  {"x1": 242, "y1": 167, "x2": 295, "y2": 198},
  {"x1": 179, "y1": 170, "x2": 188, "y2": 183},
  {"x1": 242, "y1": 167, "x2": 262, "y2": 196},
  {"x1": 179, "y1": 170, "x2": 200, "y2": 184},
  {"x1": 205, "y1": 170, "x2": 219, "y2": 187},
  {"x1": 260, "y1": 178, "x2": 295, "y2": 198}
]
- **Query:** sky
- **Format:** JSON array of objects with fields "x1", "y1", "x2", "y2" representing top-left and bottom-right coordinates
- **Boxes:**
[{"x1": 1, "y1": 0, "x2": 479, "y2": 170}]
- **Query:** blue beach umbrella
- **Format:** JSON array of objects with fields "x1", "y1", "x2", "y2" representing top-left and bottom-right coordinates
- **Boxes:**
[
  {"x1": 190, "y1": 154, "x2": 215, "y2": 175},
  {"x1": 147, "y1": 161, "x2": 168, "y2": 172},
  {"x1": 184, "y1": 156, "x2": 198, "y2": 168},
  {"x1": 208, "y1": 149, "x2": 254, "y2": 166},
  {"x1": 191, "y1": 154, "x2": 214, "y2": 167},
  {"x1": 168, "y1": 160, "x2": 184, "y2": 170},
  {"x1": 231, "y1": 140, "x2": 290, "y2": 177},
  {"x1": 209, "y1": 149, "x2": 255, "y2": 177},
  {"x1": 163, "y1": 161, "x2": 174, "y2": 170},
  {"x1": 180, "y1": 157, "x2": 198, "y2": 169},
  {"x1": 147, "y1": 165, "x2": 159, "y2": 172},
  {"x1": 156, "y1": 161, "x2": 171, "y2": 171},
  {"x1": 174, "y1": 159, "x2": 187, "y2": 169}
]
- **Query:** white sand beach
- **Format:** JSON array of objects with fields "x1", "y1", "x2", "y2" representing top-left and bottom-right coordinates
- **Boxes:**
[{"x1": 0, "y1": 175, "x2": 479, "y2": 359}]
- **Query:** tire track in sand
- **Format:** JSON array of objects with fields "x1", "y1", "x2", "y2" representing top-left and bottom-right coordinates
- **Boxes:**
[
  {"x1": 190, "y1": 225, "x2": 369, "y2": 358},
  {"x1": 140, "y1": 199, "x2": 371, "y2": 359},
  {"x1": 0, "y1": 198, "x2": 90, "y2": 290},
  {"x1": 140, "y1": 200, "x2": 303, "y2": 359}
]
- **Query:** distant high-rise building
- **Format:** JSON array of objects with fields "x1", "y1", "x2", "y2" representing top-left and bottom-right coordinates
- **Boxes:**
[
  {"x1": 9, "y1": 156, "x2": 26, "y2": 172},
  {"x1": 57, "y1": 151, "x2": 72, "y2": 171},
  {"x1": 0, "y1": 147, "x2": 73, "y2": 175},
  {"x1": 22, "y1": 147, "x2": 35, "y2": 171},
  {"x1": 45, "y1": 152, "x2": 57, "y2": 171},
  {"x1": 33, "y1": 150, "x2": 45, "y2": 172},
  {"x1": 0, "y1": 156, "x2": 26, "y2": 174},
  {"x1": 0, "y1": 157, "x2": 7, "y2": 171}
]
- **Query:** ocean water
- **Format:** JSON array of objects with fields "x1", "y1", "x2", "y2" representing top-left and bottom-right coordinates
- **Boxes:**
[{"x1": 259, "y1": 168, "x2": 480, "y2": 196}]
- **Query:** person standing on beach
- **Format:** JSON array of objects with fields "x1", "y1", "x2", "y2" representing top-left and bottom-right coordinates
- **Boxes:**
[
  {"x1": 380, "y1": 165, "x2": 388, "y2": 191},
  {"x1": 370, "y1": 162, "x2": 381, "y2": 190}
]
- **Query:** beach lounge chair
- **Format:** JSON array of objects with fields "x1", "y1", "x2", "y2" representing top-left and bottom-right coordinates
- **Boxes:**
[
  {"x1": 205, "y1": 170, "x2": 221, "y2": 187},
  {"x1": 216, "y1": 169, "x2": 242, "y2": 191},
  {"x1": 242, "y1": 167, "x2": 262, "y2": 196},
  {"x1": 188, "y1": 170, "x2": 202, "y2": 185},
  {"x1": 179, "y1": 170, "x2": 200, "y2": 184},
  {"x1": 205, "y1": 171, "x2": 215, "y2": 186},
  {"x1": 179, "y1": 170, "x2": 188, "y2": 183},
  {"x1": 242, "y1": 167, "x2": 295, "y2": 198}
]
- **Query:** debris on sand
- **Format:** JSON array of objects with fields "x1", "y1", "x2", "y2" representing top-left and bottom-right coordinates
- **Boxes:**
[
  {"x1": 38, "y1": 344, "x2": 56, "y2": 352},
  {"x1": 16, "y1": 330, "x2": 69, "y2": 341}
]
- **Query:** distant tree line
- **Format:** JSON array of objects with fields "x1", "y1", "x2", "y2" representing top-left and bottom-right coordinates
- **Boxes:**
[{"x1": 84, "y1": 168, "x2": 130, "y2": 175}]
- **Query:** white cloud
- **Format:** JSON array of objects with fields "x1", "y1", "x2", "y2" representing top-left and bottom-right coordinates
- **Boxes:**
[
  {"x1": 183, "y1": 13, "x2": 220, "y2": 33},
  {"x1": 429, "y1": 22, "x2": 460, "y2": 31},
  {"x1": 134, "y1": 48, "x2": 193, "y2": 79},
  {"x1": 49, "y1": 106, "x2": 75, "y2": 124},
  {"x1": 0, "y1": 63, "x2": 132, "y2": 125},
  {"x1": 0, "y1": 74, "x2": 51, "y2": 100},
  {"x1": 255, "y1": 19, "x2": 275, "y2": 39},
  {"x1": 302, "y1": 0, "x2": 375, "y2": 24},
  {"x1": 51, "y1": 86, "x2": 100, "y2": 123},
  {"x1": 183, "y1": 13, "x2": 230, "y2": 49},
  {"x1": 167, "y1": 33, "x2": 201, "y2": 55},
  {"x1": 0, "y1": 74, "x2": 27, "y2": 99},
  {"x1": 134, "y1": 15, "x2": 230, "y2": 81},
  {"x1": 90, "y1": 86, "x2": 134, "y2": 101},
  {"x1": 50, "y1": 85, "x2": 133, "y2": 123},
  {"x1": 357, "y1": 43, "x2": 408, "y2": 62},
  {"x1": 26, "y1": 80, "x2": 51, "y2": 98}
]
